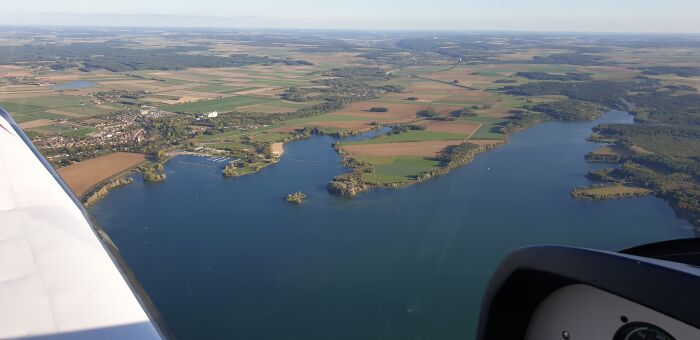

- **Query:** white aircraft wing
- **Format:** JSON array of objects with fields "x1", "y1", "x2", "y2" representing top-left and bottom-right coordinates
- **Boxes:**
[{"x1": 0, "y1": 108, "x2": 166, "y2": 339}]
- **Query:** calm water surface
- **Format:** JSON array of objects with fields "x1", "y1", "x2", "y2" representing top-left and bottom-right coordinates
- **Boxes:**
[
  {"x1": 51, "y1": 80, "x2": 97, "y2": 90},
  {"x1": 89, "y1": 111, "x2": 692, "y2": 339}
]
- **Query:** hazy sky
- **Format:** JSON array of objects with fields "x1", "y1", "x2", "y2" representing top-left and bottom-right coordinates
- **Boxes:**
[{"x1": 3, "y1": 0, "x2": 700, "y2": 33}]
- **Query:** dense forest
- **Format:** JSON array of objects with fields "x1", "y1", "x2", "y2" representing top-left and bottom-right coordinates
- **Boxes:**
[
  {"x1": 627, "y1": 92, "x2": 700, "y2": 125},
  {"x1": 530, "y1": 99, "x2": 605, "y2": 121},
  {"x1": 0, "y1": 43, "x2": 311, "y2": 71},
  {"x1": 526, "y1": 53, "x2": 610, "y2": 66},
  {"x1": 500, "y1": 80, "x2": 637, "y2": 108},
  {"x1": 639, "y1": 66, "x2": 700, "y2": 77},
  {"x1": 501, "y1": 75, "x2": 700, "y2": 226}
]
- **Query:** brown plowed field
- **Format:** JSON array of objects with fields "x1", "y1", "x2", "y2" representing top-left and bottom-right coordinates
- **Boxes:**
[
  {"x1": 57, "y1": 152, "x2": 147, "y2": 197},
  {"x1": 341, "y1": 141, "x2": 462, "y2": 157}
]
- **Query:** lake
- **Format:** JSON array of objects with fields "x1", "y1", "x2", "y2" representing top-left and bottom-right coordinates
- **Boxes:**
[
  {"x1": 89, "y1": 111, "x2": 692, "y2": 339},
  {"x1": 51, "y1": 80, "x2": 97, "y2": 90}
]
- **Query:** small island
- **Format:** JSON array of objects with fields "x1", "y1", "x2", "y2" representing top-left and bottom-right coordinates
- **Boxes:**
[
  {"x1": 285, "y1": 191, "x2": 306, "y2": 204},
  {"x1": 222, "y1": 162, "x2": 238, "y2": 177},
  {"x1": 143, "y1": 164, "x2": 167, "y2": 182}
]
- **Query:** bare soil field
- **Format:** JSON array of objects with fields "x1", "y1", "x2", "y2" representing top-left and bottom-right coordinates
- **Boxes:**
[
  {"x1": 0, "y1": 88, "x2": 56, "y2": 99},
  {"x1": 341, "y1": 140, "x2": 461, "y2": 157},
  {"x1": 271, "y1": 142, "x2": 284, "y2": 156},
  {"x1": 330, "y1": 102, "x2": 430, "y2": 120},
  {"x1": 19, "y1": 119, "x2": 53, "y2": 129},
  {"x1": 383, "y1": 92, "x2": 448, "y2": 103},
  {"x1": 420, "y1": 120, "x2": 481, "y2": 136},
  {"x1": 270, "y1": 125, "x2": 304, "y2": 133},
  {"x1": 0, "y1": 66, "x2": 32, "y2": 78},
  {"x1": 42, "y1": 74, "x2": 83, "y2": 82},
  {"x1": 46, "y1": 109, "x2": 84, "y2": 118},
  {"x1": 271, "y1": 121, "x2": 376, "y2": 133},
  {"x1": 46, "y1": 109, "x2": 86, "y2": 118},
  {"x1": 156, "y1": 90, "x2": 225, "y2": 103},
  {"x1": 56, "y1": 152, "x2": 147, "y2": 197}
]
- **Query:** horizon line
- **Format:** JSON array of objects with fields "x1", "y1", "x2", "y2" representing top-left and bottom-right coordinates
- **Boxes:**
[{"x1": 2, "y1": 23, "x2": 700, "y2": 36}]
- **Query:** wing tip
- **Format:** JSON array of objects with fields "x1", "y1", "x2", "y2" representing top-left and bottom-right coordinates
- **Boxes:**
[{"x1": 0, "y1": 105, "x2": 172, "y2": 339}]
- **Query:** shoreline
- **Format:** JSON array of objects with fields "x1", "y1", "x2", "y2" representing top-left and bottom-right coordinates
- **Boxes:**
[
  {"x1": 83, "y1": 176, "x2": 135, "y2": 207},
  {"x1": 54, "y1": 152, "x2": 148, "y2": 207},
  {"x1": 83, "y1": 112, "x2": 683, "y2": 221},
  {"x1": 329, "y1": 139, "x2": 502, "y2": 197},
  {"x1": 79, "y1": 161, "x2": 148, "y2": 207},
  {"x1": 571, "y1": 184, "x2": 653, "y2": 200}
]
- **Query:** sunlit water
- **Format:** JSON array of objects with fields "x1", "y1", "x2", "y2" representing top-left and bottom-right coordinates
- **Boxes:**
[
  {"x1": 89, "y1": 111, "x2": 692, "y2": 339},
  {"x1": 51, "y1": 80, "x2": 97, "y2": 90}
]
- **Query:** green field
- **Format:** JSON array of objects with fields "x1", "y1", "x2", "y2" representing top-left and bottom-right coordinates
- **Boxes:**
[
  {"x1": 432, "y1": 96, "x2": 493, "y2": 106},
  {"x1": 346, "y1": 130, "x2": 467, "y2": 145},
  {"x1": 8, "y1": 110, "x2": 67, "y2": 123},
  {"x1": 201, "y1": 142, "x2": 253, "y2": 151},
  {"x1": 218, "y1": 87, "x2": 261, "y2": 94},
  {"x1": 1, "y1": 95, "x2": 118, "y2": 122},
  {"x1": 196, "y1": 130, "x2": 245, "y2": 142},
  {"x1": 287, "y1": 114, "x2": 370, "y2": 124},
  {"x1": 191, "y1": 85, "x2": 243, "y2": 93},
  {"x1": 29, "y1": 123, "x2": 96, "y2": 137},
  {"x1": 393, "y1": 66, "x2": 455, "y2": 77},
  {"x1": 248, "y1": 132, "x2": 292, "y2": 142},
  {"x1": 160, "y1": 79, "x2": 190, "y2": 85},
  {"x1": 316, "y1": 127, "x2": 349, "y2": 134},
  {"x1": 167, "y1": 96, "x2": 278, "y2": 113},
  {"x1": 61, "y1": 127, "x2": 97, "y2": 137},
  {"x1": 0, "y1": 102, "x2": 47, "y2": 115},
  {"x1": 147, "y1": 94, "x2": 182, "y2": 100},
  {"x1": 359, "y1": 156, "x2": 442, "y2": 184},
  {"x1": 3, "y1": 95, "x2": 86, "y2": 108},
  {"x1": 462, "y1": 116, "x2": 507, "y2": 140},
  {"x1": 196, "y1": 128, "x2": 293, "y2": 143}
]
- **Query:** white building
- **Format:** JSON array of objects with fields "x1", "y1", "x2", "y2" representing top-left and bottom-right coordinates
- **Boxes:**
[{"x1": 207, "y1": 111, "x2": 218, "y2": 118}]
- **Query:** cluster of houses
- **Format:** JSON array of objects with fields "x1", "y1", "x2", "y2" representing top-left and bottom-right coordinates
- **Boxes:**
[
  {"x1": 193, "y1": 111, "x2": 219, "y2": 120},
  {"x1": 139, "y1": 107, "x2": 176, "y2": 118}
]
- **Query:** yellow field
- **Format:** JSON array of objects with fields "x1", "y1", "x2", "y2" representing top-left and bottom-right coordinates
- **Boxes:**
[{"x1": 56, "y1": 152, "x2": 147, "y2": 197}]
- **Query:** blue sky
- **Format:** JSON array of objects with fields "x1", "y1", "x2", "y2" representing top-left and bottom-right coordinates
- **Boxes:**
[{"x1": 3, "y1": 0, "x2": 700, "y2": 33}]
